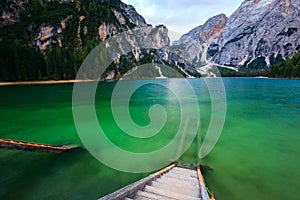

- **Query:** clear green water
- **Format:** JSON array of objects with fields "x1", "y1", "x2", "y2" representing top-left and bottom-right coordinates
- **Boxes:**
[{"x1": 0, "y1": 78, "x2": 299, "y2": 200}]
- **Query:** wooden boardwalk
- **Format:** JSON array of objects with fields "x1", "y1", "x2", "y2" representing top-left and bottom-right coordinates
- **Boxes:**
[
  {"x1": 0, "y1": 138, "x2": 80, "y2": 154},
  {"x1": 100, "y1": 163, "x2": 214, "y2": 200}
]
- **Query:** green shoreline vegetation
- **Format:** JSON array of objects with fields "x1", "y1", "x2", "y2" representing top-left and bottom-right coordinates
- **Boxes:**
[
  {"x1": 218, "y1": 53, "x2": 300, "y2": 78},
  {"x1": 268, "y1": 53, "x2": 300, "y2": 78},
  {"x1": 0, "y1": 0, "x2": 126, "y2": 82}
]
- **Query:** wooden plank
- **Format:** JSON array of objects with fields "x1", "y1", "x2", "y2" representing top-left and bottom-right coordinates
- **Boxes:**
[
  {"x1": 99, "y1": 163, "x2": 176, "y2": 200},
  {"x1": 143, "y1": 185, "x2": 201, "y2": 200},
  {"x1": 197, "y1": 165, "x2": 214, "y2": 200},
  {"x1": 151, "y1": 181, "x2": 199, "y2": 195},
  {"x1": 135, "y1": 190, "x2": 176, "y2": 200},
  {"x1": 98, "y1": 163, "x2": 214, "y2": 200},
  {"x1": 0, "y1": 138, "x2": 80, "y2": 154}
]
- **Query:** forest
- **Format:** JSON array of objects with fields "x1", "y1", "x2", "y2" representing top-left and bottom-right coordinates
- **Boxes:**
[
  {"x1": 268, "y1": 54, "x2": 300, "y2": 78},
  {"x1": 0, "y1": 0, "x2": 125, "y2": 81}
]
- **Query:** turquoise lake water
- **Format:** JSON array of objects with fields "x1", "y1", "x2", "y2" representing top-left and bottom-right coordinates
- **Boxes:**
[{"x1": 0, "y1": 78, "x2": 299, "y2": 199}]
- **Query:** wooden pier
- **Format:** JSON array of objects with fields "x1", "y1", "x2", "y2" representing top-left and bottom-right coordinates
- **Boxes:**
[
  {"x1": 100, "y1": 163, "x2": 214, "y2": 200},
  {"x1": 0, "y1": 138, "x2": 80, "y2": 154}
]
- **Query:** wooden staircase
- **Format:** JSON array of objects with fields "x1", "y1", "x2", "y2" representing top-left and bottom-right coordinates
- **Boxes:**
[
  {"x1": 127, "y1": 166, "x2": 202, "y2": 200},
  {"x1": 100, "y1": 163, "x2": 213, "y2": 200}
]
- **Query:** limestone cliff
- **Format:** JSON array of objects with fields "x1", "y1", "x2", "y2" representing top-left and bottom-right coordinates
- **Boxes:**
[
  {"x1": 173, "y1": 14, "x2": 228, "y2": 66},
  {"x1": 0, "y1": 0, "x2": 176, "y2": 81},
  {"x1": 214, "y1": 0, "x2": 300, "y2": 67},
  {"x1": 174, "y1": 0, "x2": 300, "y2": 69}
]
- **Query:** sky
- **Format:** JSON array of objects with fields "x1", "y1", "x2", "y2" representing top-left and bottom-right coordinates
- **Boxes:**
[{"x1": 121, "y1": 0, "x2": 244, "y2": 35}]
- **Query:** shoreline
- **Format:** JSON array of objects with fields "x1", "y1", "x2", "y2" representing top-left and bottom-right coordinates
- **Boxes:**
[
  {"x1": 1, "y1": 77, "x2": 299, "y2": 86},
  {"x1": 0, "y1": 80, "x2": 95, "y2": 86}
]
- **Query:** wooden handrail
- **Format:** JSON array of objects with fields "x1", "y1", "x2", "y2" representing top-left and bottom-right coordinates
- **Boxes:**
[{"x1": 197, "y1": 165, "x2": 215, "y2": 200}]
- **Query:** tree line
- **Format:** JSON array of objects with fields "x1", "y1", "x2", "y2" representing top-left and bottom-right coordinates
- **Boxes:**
[
  {"x1": 0, "y1": 40, "x2": 83, "y2": 81},
  {"x1": 0, "y1": 0, "x2": 122, "y2": 82},
  {"x1": 268, "y1": 54, "x2": 300, "y2": 78}
]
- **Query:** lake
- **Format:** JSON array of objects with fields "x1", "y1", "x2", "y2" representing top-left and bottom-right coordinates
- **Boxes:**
[{"x1": 0, "y1": 78, "x2": 299, "y2": 200}]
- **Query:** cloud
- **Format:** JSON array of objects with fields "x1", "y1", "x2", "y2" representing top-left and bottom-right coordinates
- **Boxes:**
[{"x1": 122, "y1": 0, "x2": 243, "y2": 34}]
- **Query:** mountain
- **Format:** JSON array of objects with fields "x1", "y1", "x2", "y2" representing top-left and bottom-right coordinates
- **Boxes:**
[
  {"x1": 0, "y1": 0, "x2": 156, "y2": 49},
  {"x1": 0, "y1": 0, "x2": 174, "y2": 81},
  {"x1": 1, "y1": 0, "x2": 300, "y2": 81},
  {"x1": 173, "y1": 14, "x2": 228, "y2": 66},
  {"x1": 175, "y1": 0, "x2": 300, "y2": 71}
]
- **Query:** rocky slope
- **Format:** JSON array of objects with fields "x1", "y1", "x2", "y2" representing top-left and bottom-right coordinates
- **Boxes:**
[
  {"x1": 173, "y1": 14, "x2": 228, "y2": 66},
  {"x1": 175, "y1": 0, "x2": 300, "y2": 69},
  {"x1": 0, "y1": 0, "x2": 167, "y2": 50},
  {"x1": 1, "y1": 0, "x2": 299, "y2": 81},
  {"x1": 0, "y1": 0, "x2": 182, "y2": 81}
]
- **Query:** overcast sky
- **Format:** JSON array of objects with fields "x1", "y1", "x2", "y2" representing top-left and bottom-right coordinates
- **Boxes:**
[{"x1": 122, "y1": 0, "x2": 244, "y2": 35}]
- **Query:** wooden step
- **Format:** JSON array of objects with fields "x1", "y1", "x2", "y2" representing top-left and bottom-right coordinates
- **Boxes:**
[
  {"x1": 99, "y1": 164, "x2": 211, "y2": 200},
  {"x1": 131, "y1": 195, "x2": 151, "y2": 200},
  {"x1": 168, "y1": 170, "x2": 198, "y2": 178},
  {"x1": 151, "y1": 181, "x2": 200, "y2": 194},
  {"x1": 135, "y1": 190, "x2": 176, "y2": 200},
  {"x1": 154, "y1": 178, "x2": 200, "y2": 191},
  {"x1": 161, "y1": 174, "x2": 199, "y2": 185},
  {"x1": 169, "y1": 168, "x2": 197, "y2": 174},
  {"x1": 171, "y1": 167, "x2": 197, "y2": 175},
  {"x1": 150, "y1": 181, "x2": 200, "y2": 198},
  {"x1": 157, "y1": 176, "x2": 200, "y2": 188},
  {"x1": 164, "y1": 172, "x2": 199, "y2": 183},
  {"x1": 144, "y1": 185, "x2": 201, "y2": 200}
]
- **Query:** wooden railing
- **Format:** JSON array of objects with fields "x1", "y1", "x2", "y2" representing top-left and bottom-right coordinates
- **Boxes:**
[{"x1": 197, "y1": 165, "x2": 215, "y2": 200}]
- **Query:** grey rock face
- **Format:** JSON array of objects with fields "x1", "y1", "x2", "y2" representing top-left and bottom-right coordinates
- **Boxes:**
[
  {"x1": 173, "y1": 14, "x2": 228, "y2": 66},
  {"x1": 0, "y1": 0, "x2": 176, "y2": 79},
  {"x1": 0, "y1": 0, "x2": 169, "y2": 50},
  {"x1": 214, "y1": 0, "x2": 300, "y2": 67},
  {"x1": 119, "y1": 2, "x2": 149, "y2": 28},
  {"x1": 174, "y1": 0, "x2": 300, "y2": 69},
  {"x1": 0, "y1": 0, "x2": 26, "y2": 26},
  {"x1": 174, "y1": 14, "x2": 227, "y2": 48}
]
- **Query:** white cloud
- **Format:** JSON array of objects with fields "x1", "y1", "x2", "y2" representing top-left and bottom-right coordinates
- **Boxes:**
[
  {"x1": 139, "y1": 5, "x2": 157, "y2": 17},
  {"x1": 122, "y1": 0, "x2": 244, "y2": 34}
]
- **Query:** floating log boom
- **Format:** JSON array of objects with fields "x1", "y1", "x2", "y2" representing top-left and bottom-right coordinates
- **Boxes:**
[{"x1": 0, "y1": 138, "x2": 80, "y2": 154}]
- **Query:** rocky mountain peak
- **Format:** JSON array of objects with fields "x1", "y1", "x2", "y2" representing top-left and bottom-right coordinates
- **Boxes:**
[
  {"x1": 119, "y1": 1, "x2": 148, "y2": 27},
  {"x1": 174, "y1": 14, "x2": 227, "y2": 45},
  {"x1": 0, "y1": 0, "x2": 176, "y2": 81},
  {"x1": 213, "y1": 0, "x2": 300, "y2": 68},
  {"x1": 168, "y1": 0, "x2": 300, "y2": 76},
  {"x1": 173, "y1": 14, "x2": 228, "y2": 66}
]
